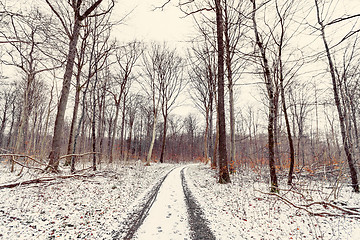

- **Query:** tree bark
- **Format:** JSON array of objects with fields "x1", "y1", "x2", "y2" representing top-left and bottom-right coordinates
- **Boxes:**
[
  {"x1": 126, "y1": 115, "x2": 135, "y2": 161},
  {"x1": 66, "y1": 76, "x2": 81, "y2": 166},
  {"x1": 159, "y1": 113, "x2": 168, "y2": 163},
  {"x1": 215, "y1": 0, "x2": 230, "y2": 184},
  {"x1": 280, "y1": 80, "x2": 295, "y2": 185},
  {"x1": 315, "y1": 0, "x2": 359, "y2": 192},
  {"x1": 224, "y1": 0, "x2": 236, "y2": 174},
  {"x1": 204, "y1": 109, "x2": 209, "y2": 164},
  {"x1": 109, "y1": 101, "x2": 120, "y2": 163},
  {"x1": 0, "y1": 102, "x2": 8, "y2": 148},
  {"x1": 48, "y1": 19, "x2": 81, "y2": 171},
  {"x1": 146, "y1": 112, "x2": 157, "y2": 166},
  {"x1": 251, "y1": 0, "x2": 278, "y2": 192}
]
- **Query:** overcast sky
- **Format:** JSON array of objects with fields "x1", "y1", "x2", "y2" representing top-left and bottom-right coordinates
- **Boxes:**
[{"x1": 113, "y1": 0, "x2": 195, "y2": 47}]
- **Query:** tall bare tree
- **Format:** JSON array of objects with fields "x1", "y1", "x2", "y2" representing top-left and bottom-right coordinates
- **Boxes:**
[
  {"x1": 107, "y1": 40, "x2": 143, "y2": 163},
  {"x1": 188, "y1": 39, "x2": 216, "y2": 165},
  {"x1": 215, "y1": 0, "x2": 230, "y2": 183},
  {"x1": 314, "y1": 0, "x2": 360, "y2": 192},
  {"x1": 158, "y1": 46, "x2": 185, "y2": 163},
  {"x1": 0, "y1": 9, "x2": 59, "y2": 154},
  {"x1": 250, "y1": 0, "x2": 278, "y2": 192},
  {"x1": 46, "y1": 0, "x2": 114, "y2": 172}
]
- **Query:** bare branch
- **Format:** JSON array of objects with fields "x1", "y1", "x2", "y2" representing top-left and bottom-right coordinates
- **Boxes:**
[
  {"x1": 153, "y1": 0, "x2": 171, "y2": 11},
  {"x1": 327, "y1": 13, "x2": 360, "y2": 26},
  {"x1": 45, "y1": 0, "x2": 71, "y2": 38},
  {"x1": 59, "y1": 152, "x2": 100, "y2": 160}
]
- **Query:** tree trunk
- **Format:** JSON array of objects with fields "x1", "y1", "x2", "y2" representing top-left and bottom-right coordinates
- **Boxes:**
[
  {"x1": 229, "y1": 80, "x2": 236, "y2": 173},
  {"x1": 107, "y1": 118, "x2": 113, "y2": 162},
  {"x1": 48, "y1": 19, "x2": 81, "y2": 172},
  {"x1": 273, "y1": 93, "x2": 281, "y2": 169},
  {"x1": 126, "y1": 116, "x2": 135, "y2": 161},
  {"x1": 280, "y1": 80, "x2": 295, "y2": 185},
  {"x1": 315, "y1": 0, "x2": 359, "y2": 192},
  {"x1": 204, "y1": 109, "x2": 209, "y2": 164},
  {"x1": 15, "y1": 73, "x2": 34, "y2": 154},
  {"x1": 66, "y1": 80, "x2": 81, "y2": 166},
  {"x1": 120, "y1": 95, "x2": 127, "y2": 161},
  {"x1": 224, "y1": 1, "x2": 236, "y2": 174},
  {"x1": 212, "y1": 110, "x2": 219, "y2": 169},
  {"x1": 0, "y1": 107, "x2": 7, "y2": 148},
  {"x1": 209, "y1": 97, "x2": 215, "y2": 168},
  {"x1": 159, "y1": 113, "x2": 168, "y2": 163},
  {"x1": 251, "y1": 0, "x2": 278, "y2": 192},
  {"x1": 91, "y1": 91, "x2": 97, "y2": 171},
  {"x1": 6, "y1": 103, "x2": 16, "y2": 148},
  {"x1": 146, "y1": 112, "x2": 157, "y2": 166},
  {"x1": 39, "y1": 84, "x2": 54, "y2": 158},
  {"x1": 215, "y1": 0, "x2": 230, "y2": 184},
  {"x1": 98, "y1": 87, "x2": 106, "y2": 164},
  {"x1": 109, "y1": 102, "x2": 120, "y2": 163}
]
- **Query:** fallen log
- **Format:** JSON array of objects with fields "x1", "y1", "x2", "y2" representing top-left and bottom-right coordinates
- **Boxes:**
[{"x1": 0, "y1": 173, "x2": 95, "y2": 190}]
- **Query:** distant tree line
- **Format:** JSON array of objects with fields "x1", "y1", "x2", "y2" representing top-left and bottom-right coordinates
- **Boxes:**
[{"x1": 0, "y1": 0, "x2": 360, "y2": 192}]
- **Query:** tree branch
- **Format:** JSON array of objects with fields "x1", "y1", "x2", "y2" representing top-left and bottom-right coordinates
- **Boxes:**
[{"x1": 327, "y1": 13, "x2": 360, "y2": 26}]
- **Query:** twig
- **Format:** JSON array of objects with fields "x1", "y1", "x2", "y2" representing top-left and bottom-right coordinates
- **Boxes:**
[
  {"x1": 302, "y1": 201, "x2": 360, "y2": 216},
  {"x1": 0, "y1": 154, "x2": 46, "y2": 166},
  {"x1": 73, "y1": 166, "x2": 93, "y2": 174},
  {"x1": 152, "y1": 0, "x2": 171, "y2": 11},
  {"x1": 8, "y1": 158, "x2": 45, "y2": 172},
  {"x1": 254, "y1": 189, "x2": 360, "y2": 218},
  {"x1": 0, "y1": 148, "x2": 13, "y2": 153},
  {"x1": 59, "y1": 152, "x2": 99, "y2": 160}
]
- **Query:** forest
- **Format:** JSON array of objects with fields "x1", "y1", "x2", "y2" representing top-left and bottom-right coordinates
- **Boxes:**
[{"x1": 0, "y1": 0, "x2": 360, "y2": 239}]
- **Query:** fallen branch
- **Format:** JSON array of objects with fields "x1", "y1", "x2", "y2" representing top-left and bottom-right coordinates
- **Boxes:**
[
  {"x1": 0, "y1": 154, "x2": 47, "y2": 166},
  {"x1": 255, "y1": 190, "x2": 360, "y2": 218},
  {"x1": 303, "y1": 201, "x2": 360, "y2": 216},
  {"x1": 59, "y1": 152, "x2": 99, "y2": 160},
  {"x1": 8, "y1": 158, "x2": 45, "y2": 172},
  {"x1": 0, "y1": 173, "x2": 95, "y2": 190},
  {"x1": 73, "y1": 166, "x2": 93, "y2": 174},
  {"x1": 0, "y1": 148, "x2": 13, "y2": 153}
]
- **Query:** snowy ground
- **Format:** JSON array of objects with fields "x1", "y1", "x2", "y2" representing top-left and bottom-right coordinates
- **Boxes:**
[
  {"x1": 1, "y1": 162, "x2": 360, "y2": 239},
  {"x1": 185, "y1": 164, "x2": 360, "y2": 240},
  {"x1": 0, "y1": 161, "x2": 174, "y2": 239},
  {"x1": 133, "y1": 166, "x2": 190, "y2": 240}
]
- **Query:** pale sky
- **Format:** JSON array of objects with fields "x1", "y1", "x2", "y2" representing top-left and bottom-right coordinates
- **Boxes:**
[{"x1": 113, "y1": 0, "x2": 195, "y2": 47}]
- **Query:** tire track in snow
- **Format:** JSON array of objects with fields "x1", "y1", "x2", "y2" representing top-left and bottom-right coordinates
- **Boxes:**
[
  {"x1": 181, "y1": 167, "x2": 216, "y2": 240},
  {"x1": 113, "y1": 167, "x2": 175, "y2": 240},
  {"x1": 114, "y1": 165, "x2": 215, "y2": 240}
]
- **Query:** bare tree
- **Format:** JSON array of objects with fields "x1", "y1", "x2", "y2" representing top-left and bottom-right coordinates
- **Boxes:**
[
  {"x1": 223, "y1": 0, "x2": 249, "y2": 172},
  {"x1": 0, "y1": 9, "x2": 59, "y2": 154},
  {"x1": 314, "y1": 0, "x2": 360, "y2": 192},
  {"x1": 107, "y1": 40, "x2": 143, "y2": 163},
  {"x1": 0, "y1": 82, "x2": 16, "y2": 149},
  {"x1": 124, "y1": 94, "x2": 143, "y2": 161},
  {"x1": 158, "y1": 46, "x2": 185, "y2": 163},
  {"x1": 188, "y1": 39, "x2": 216, "y2": 164},
  {"x1": 250, "y1": 0, "x2": 278, "y2": 192},
  {"x1": 70, "y1": 13, "x2": 115, "y2": 172},
  {"x1": 140, "y1": 43, "x2": 184, "y2": 164},
  {"x1": 46, "y1": 0, "x2": 114, "y2": 172},
  {"x1": 214, "y1": 0, "x2": 230, "y2": 183}
]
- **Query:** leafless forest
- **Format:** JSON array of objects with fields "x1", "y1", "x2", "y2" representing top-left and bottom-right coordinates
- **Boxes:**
[{"x1": 0, "y1": 0, "x2": 360, "y2": 193}]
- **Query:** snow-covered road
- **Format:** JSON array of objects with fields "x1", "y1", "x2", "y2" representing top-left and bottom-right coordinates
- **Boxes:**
[{"x1": 133, "y1": 166, "x2": 191, "y2": 240}]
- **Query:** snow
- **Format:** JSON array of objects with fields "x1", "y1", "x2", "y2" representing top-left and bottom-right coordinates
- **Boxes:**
[
  {"x1": 1, "y1": 162, "x2": 360, "y2": 239},
  {"x1": 134, "y1": 166, "x2": 190, "y2": 240},
  {"x1": 185, "y1": 164, "x2": 360, "y2": 240},
  {"x1": 0, "y1": 162, "x2": 174, "y2": 239}
]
